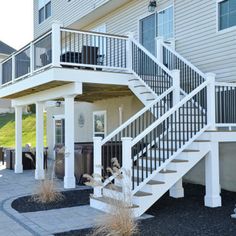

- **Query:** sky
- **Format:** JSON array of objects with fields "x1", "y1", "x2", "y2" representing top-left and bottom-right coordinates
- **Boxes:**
[{"x1": 0, "y1": 0, "x2": 33, "y2": 50}]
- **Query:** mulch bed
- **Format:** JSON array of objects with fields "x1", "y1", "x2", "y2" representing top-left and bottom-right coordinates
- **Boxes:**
[
  {"x1": 54, "y1": 183, "x2": 236, "y2": 236},
  {"x1": 11, "y1": 188, "x2": 92, "y2": 213}
]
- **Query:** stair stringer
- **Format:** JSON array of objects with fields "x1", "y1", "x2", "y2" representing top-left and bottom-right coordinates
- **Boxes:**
[
  {"x1": 132, "y1": 140, "x2": 211, "y2": 217},
  {"x1": 128, "y1": 72, "x2": 159, "y2": 106}
]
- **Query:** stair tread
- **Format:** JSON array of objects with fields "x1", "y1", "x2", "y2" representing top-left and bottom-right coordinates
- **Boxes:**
[
  {"x1": 160, "y1": 169, "x2": 177, "y2": 174},
  {"x1": 194, "y1": 140, "x2": 211, "y2": 142},
  {"x1": 133, "y1": 177, "x2": 165, "y2": 185},
  {"x1": 171, "y1": 159, "x2": 189, "y2": 163},
  {"x1": 182, "y1": 149, "x2": 199, "y2": 152},
  {"x1": 91, "y1": 196, "x2": 139, "y2": 208},
  {"x1": 104, "y1": 185, "x2": 152, "y2": 197},
  {"x1": 134, "y1": 85, "x2": 145, "y2": 88}
]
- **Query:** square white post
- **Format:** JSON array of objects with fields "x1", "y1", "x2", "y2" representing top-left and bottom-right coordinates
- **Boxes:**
[
  {"x1": 15, "y1": 106, "x2": 23, "y2": 173},
  {"x1": 172, "y1": 69, "x2": 181, "y2": 105},
  {"x1": 52, "y1": 22, "x2": 62, "y2": 67},
  {"x1": 93, "y1": 136, "x2": 102, "y2": 197},
  {"x1": 30, "y1": 42, "x2": 34, "y2": 74},
  {"x1": 35, "y1": 102, "x2": 45, "y2": 180},
  {"x1": 204, "y1": 141, "x2": 222, "y2": 207},
  {"x1": 170, "y1": 179, "x2": 184, "y2": 198},
  {"x1": 12, "y1": 55, "x2": 15, "y2": 82},
  {"x1": 122, "y1": 137, "x2": 133, "y2": 206},
  {"x1": 206, "y1": 73, "x2": 216, "y2": 130},
  {"x1": 64, "y1": 96, "x2": 76, "y2": 189},
  {"x1": 156, "y1": 36, "x2": 164, "y2": 63},
  {"x1": 126, "y1": 32, "x2": 134, "y2": 72},
  {"x1": 0, "y1": 63, "x2": 2, "y2": 85}
]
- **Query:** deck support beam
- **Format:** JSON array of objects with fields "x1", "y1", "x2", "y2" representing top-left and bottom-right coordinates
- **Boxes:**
[
  {"x1": 64, "y1": 95, "x2": 76, "y2": 189},
  {"x1": 15, "y1": 106, "x2": 23, "y2": 173},
  {"x1": 204, "y1": 141, "x2": 222, "y2": 207},
  {"x1": 35, "y1": 102, "x2": 45, "y2": 180}
]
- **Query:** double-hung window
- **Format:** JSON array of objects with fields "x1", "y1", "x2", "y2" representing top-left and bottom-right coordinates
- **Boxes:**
[
  {"x1": 218, "y1": 0, "x2": 236, "y2": 31},
  {"x1": 38, "y1": 0, "x2": 51, "y2": 24},
  {"x1": 140, "y1": 6, "x2": 174, "y2": 55}
]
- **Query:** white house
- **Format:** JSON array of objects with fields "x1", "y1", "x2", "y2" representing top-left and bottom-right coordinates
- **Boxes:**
[{"x1": 0, "y1": 0, "x2": 236, "y2": 217}]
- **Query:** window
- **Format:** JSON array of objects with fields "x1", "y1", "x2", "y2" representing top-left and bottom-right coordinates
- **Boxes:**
[
  {"x1": 55, "y1": 119, "x2": 65, "y2": 145},
  {"x1": 93, "y1": 111, "x2": 107, "y2": 138},
  {"x1": 38, "y1": 0, "x2": 51, "y2": 24},
  {"x1": 219, "y1": 0, "x2": 236, "y2": 30},
  {"x1": 140, "y1": 6, "x2": 174, "y2": 55}
]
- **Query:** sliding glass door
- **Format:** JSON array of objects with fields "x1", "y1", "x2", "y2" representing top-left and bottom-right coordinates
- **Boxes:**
[{"x1": 139, "y1": 6, "x2": 174, "y2": 55}]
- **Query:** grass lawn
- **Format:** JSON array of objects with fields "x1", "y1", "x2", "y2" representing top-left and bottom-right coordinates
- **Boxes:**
[{"x1": 0, "y1": 113, "x2": 47, "y2": 148}]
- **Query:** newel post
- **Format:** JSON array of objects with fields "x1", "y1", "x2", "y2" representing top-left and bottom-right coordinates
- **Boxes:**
[
  {"x1": 0, "y1": 63, "x2": 2, "y2": 85},
  {"x1": 156, "y1": 36, "x2": 164, "y2": 63},
  {"x1": 93, "y1": 137, "x2": 102, "y2": 197},
  {"x1": 206, "y1": 73, "x2": 216, "y2": 130},
  {"x1": 52, "y1": 22, "x2": 62, "y2": 67},
  {"x1": 126, "y1": 32, "x2": 134, "y2": 72},
  {"x1": 122, "y1": 137, "x2": 133, "y2": 206},
  {"x1": 172, "y1": 69, "x2": 181, "y2": 105}
]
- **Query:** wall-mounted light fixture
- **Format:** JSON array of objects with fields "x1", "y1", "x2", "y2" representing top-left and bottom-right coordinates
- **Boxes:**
[
  {"x1": 148, "y1": 0, "x2": 157, "y2": 13},
  {"x1": 55, "y1": 101, "x2": 61, "y2": 107}
]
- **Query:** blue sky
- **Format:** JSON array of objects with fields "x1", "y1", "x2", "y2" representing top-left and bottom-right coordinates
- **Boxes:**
[{"x1": 0, "y1": 0, "x2": 33, "y2": 50}]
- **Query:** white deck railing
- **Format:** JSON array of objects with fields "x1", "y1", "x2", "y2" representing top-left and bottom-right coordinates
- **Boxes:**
[{"x1": 0, "y1": 23, "x2": 129, "y2": 87}]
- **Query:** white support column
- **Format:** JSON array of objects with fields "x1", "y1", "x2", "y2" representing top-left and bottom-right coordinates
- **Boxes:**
[
  {"x1": 52, "y1": 22, "x2": 62, "y2": 67},
  {"x1": 156, "y1": 36, "x2": 164, "y2": 63},
  {"x1": 204, "y1": 141, "x2": 222, "y2": 208},
  {"x1": 169, "y1": 179, "x2": 184, "y2": 198},
  {"x1": 172, "y1": 69, "x2": 181, "y2": 105},
  {"x1": 64, "y1": 96, "x2": 76, "y2": 189},
  {"x1": 93, "y1": 137, "x2": 102, "y2": 197},
  {"x1": 126, "y1": 32, "x2": 134, "y2": 72},
  {"x1": 35, "y1": 102, "x2": 45, "y2": 180},
  {"x1": 206, "y1": 73, "x2": 216, "y2": 130},
  {"x1": 15, "y1": 106, "x2": 23, "y2": 173},
  {"x1": 122, "y1": 137, "x2": 133, "y2": 206}
]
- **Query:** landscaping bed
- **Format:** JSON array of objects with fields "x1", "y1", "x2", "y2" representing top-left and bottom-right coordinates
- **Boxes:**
[
  {"x1": 54, "y1": 183, "x2": 236, "y2": 236},
  {"x1": 12, "y1": 188, "x2": 92, "y2": 213}
]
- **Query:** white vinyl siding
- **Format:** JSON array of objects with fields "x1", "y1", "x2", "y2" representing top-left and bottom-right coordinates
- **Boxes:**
[{"x1": 34, "y1": 0, "x2": 236, "y2": 82}]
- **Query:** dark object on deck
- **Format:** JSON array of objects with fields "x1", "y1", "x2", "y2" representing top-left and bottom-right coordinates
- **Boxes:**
[
  {"x1": 55, "y1": 142, "x2": 93, "y2": 184},
  {"x1": 5, "y1": 149, "x2": 48, "y2": 170}
]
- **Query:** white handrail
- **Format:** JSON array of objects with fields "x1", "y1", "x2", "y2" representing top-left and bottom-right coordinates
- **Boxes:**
[
  {"x1": 131, "y1": 38, "x2": 173, "y2": 78},
  {"x1": 215, "y1": 82, "x2": 236, "y2": 87},
  {"x1": 162, "y1": 42, "x2": 207, "y2": 80},
  {"x1": 61, "y1": 28, "x2": 128, "y2": 40},
  {"x1": 101, "y1": 86, "x2": 174, "y2": 145},
  {"x1": 132, "y1": 80, "x2": 209, "y2": 146}
]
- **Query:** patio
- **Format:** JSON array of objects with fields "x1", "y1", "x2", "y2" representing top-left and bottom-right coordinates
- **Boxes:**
[
  {"x1": 0, "y1": 163, "x2": 103, "y2": 235},
  {"x1": 1, "y1": 162, "x2": 236, "y2": 236}
]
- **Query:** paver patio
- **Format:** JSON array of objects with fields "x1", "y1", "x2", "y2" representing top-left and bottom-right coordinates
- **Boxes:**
[{"x1": 0, "y1": 163, "x2": 104, "y2": 235}]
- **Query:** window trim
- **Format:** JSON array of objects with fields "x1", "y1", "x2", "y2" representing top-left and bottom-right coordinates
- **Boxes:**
[
  {"x1": 216, "y1": 0, "x2": 236, "y2": 33},
  {"x1": 138, "y1": 4, "x2": 175, "y2": 45}
]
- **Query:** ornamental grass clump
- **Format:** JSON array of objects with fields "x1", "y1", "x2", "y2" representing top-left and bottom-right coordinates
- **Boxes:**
[
  {"x1": 32, "y1": 147, "x2": 64, "y2": 204},
  {"x1": 32, "y1": 179, "x2": 64, "y2": 203},
  {"x1": 83, "y1": 158, "x2": 139, "y2": 236}
]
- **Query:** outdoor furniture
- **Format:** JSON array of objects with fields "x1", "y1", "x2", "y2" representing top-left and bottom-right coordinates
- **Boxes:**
[
  {"x1": 55, "y1": 142, "x2": 93, "y2": 184},
  {"x1": 5, "y1": 148, "x2": 48, "y2": 170},
  {"x1": 60, "y1": 46, "x2": 103, "y2": 69},
  {"x1": 0, "y1": 147, "x2": 4, "y2": 164}
]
